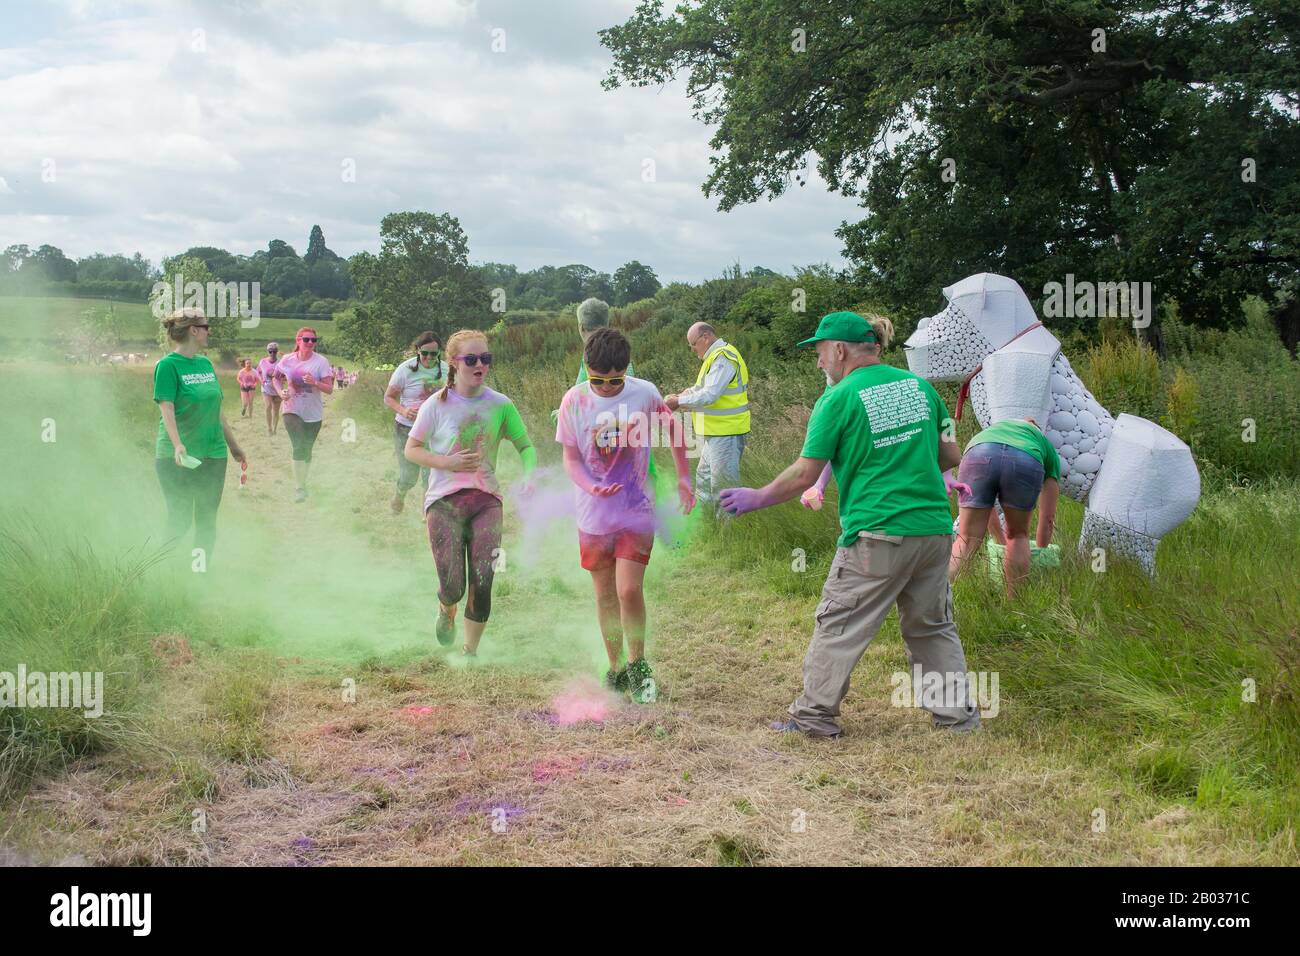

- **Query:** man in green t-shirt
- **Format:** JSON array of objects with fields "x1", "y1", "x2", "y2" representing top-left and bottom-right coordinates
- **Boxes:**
[{"x1": 720, "y1": 311, "x2": 980, "y2": 738}]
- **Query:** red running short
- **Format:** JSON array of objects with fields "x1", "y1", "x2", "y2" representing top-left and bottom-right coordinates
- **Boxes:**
[{"x1": 578, "y1": 529, "x2": 654, "y2": 571}]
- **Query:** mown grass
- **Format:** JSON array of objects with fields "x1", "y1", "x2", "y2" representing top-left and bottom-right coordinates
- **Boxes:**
[
  {"x1": 0, "y1": 295, "x2": 328, "y2": 356},
  {"x1": 693, "y1": 445, "x2": 1300, "y2": 846}
]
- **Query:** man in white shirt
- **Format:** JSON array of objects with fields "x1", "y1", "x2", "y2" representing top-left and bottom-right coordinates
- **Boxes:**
[{"x1": 665, "y1": 322, "x2": 751, "y2": 516}]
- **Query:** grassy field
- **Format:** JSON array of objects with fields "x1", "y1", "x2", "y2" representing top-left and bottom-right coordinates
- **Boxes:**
[
  {"x1": 1, "y1": 352, "x2": 1296, "y2": 865},
  {"x1": 0, "y1": 295, "x2": 331, "y2": 357}
]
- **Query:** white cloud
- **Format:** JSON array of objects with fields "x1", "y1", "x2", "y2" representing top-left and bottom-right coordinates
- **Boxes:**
[{"x1": 0, "y1": 1, "x2": 860, "y2": 281}]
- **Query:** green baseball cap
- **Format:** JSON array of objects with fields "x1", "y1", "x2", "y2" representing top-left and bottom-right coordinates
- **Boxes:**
[{"x1": 797, "y1": 310, "x2": 877, "y2": 348}]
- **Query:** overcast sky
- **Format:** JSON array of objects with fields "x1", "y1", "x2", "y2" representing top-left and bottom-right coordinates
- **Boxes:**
[{"x1": 0, "y1": 0, "x2": 863, "y2": 282}]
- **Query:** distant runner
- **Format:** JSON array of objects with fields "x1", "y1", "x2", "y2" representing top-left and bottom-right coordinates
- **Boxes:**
[
  {"x1": 385, "y1": 331, "x2": 448, "y2": 515},
  {"x1": 275, "y1": 327, "x2": 334, "y2": 503},
  {"x1": 236, "y1": 358, "x2": 258, "y2": 418},
  {"x1": 258, "y1": 342, "x2": 282, "y2": 436}
]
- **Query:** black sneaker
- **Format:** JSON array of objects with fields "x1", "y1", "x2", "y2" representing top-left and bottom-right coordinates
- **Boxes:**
[
  {"x1": 436, "y1": 608, "x2": 455, "y2": 647},
  {"x1": 626, "y1": 658, "x2": 658, "y2": 704},
  {"x1": 605, "y1": 666, "x2": 629, "y2": 694}
]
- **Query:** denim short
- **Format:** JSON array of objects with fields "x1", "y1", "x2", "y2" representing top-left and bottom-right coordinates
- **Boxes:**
[{"x1": 957, "y1": 442, "x2": 1045, "y2": 511}]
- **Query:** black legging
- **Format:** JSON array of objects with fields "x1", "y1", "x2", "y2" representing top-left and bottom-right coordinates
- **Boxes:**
[
  {"x1": 156, "y1": 457, "x2": 227, "y2": 558},
  {"x1": 283, "y1": 413, "x2": 322, "y2": 462},
  {"x1": 426, "y1": 488, "x2": 502, "y2": 624}
]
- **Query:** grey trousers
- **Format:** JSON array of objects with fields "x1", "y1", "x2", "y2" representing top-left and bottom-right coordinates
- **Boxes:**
[
  {"x1": 789, "y1": 532, "x2": 980, "y2": 735},
  {"x1": 695, "y1": 432, "x2": 747, "y2": 514},
  {"x1": 394, "y1": 420, "x2": 429, "y2": 495}
]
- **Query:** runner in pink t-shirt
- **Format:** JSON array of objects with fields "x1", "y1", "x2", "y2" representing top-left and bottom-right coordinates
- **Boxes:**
[
  {"x1": 258, "y1": 343, "x2": 282, "y2": 435},
  {"x1": 274, "y1": 327, "x2": 334, "y2": 503},
  {"x1": 556, "y1": 327, "x2": 694, "y2": 703},
  {"x1": 236, "y1": 359, "x2": 259, "y2": 418}
]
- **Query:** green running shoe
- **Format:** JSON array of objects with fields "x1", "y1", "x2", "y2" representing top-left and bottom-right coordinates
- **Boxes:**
[
  {"x1": 435, "y1": 608, "x2": 455, "y2": 647},
  {"x1": 626, "y1": 658, "x2": 658, "y2": 704}
]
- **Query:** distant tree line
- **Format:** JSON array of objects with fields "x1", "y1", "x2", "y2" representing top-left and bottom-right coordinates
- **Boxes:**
[
  {"x1": 470, "y1": 259, "x2": 661, "y2": 311},
  {"x1": 1, "y1": 225, "x2": 356, "y2": 318}
]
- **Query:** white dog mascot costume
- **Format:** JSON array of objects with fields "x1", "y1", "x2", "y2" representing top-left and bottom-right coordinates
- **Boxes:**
[{"x1": 903, "y1": 273, "x2": 1199, "y2": 574}]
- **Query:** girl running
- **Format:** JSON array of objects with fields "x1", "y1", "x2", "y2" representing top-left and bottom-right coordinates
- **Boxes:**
[
  {"x1": 403, "y1": 330, "x2": 536, "y2": 656},
  {"x1": 258, "y1": 343, "x2": 282, "y2": 435},
  {"x1": 384, "y1": 331, "x2": 448, "y2": 514},
  {"x1": 275, "y1": 327, "x2": 334, "y2": 503},
  {"x1": 153, "y1": 308, "x2": 247, "y2": 562},
  {"x1": 237, "y1": 358, "x2": 258, "y2": 417}
]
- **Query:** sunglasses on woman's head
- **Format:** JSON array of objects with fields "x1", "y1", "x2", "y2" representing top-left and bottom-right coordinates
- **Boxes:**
[
  {"x1": 455, "y1": 353, "x2": 492, "y2": 367},
  {"x1": 588, "y1": 376, "x2": 624, "y2": 387}
]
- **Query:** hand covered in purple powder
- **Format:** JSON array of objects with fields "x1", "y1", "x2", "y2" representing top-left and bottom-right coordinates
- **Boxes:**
[
  {"x1": 719, "y1": 486, "x2": 767, "y2": 516},
  {"x1": 944, "y1": 469, "x2": 972, "y2": 500}
]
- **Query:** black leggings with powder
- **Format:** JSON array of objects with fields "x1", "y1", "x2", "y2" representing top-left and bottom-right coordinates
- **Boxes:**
[
  {"x1": 426, "y1": 488, "x2": 502, "y2": 624},
  {"x1": 283, "y1": 413, "x2": 322, "y2": 462}
]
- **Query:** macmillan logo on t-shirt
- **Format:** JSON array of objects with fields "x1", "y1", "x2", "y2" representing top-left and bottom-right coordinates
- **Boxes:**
[
  {"x1": 858, "y1": 378, "x2": 929, "y2": 450},
  {"x1": 180, "y1": 371, "x2": 216, "y2": 385}
]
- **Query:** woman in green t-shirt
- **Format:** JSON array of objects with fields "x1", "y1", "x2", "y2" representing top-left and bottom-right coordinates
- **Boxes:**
[
  {"x1": 949, "y1": 417, "x2": 1060, "y2": 595},
  {"x1": 153, "y1": 308, "x2": 246, "y2": 562}
]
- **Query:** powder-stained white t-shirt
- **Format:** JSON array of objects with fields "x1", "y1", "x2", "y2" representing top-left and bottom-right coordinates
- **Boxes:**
[
  {"x1": 388, "y1": 358, "x2": 449, "y2": 426},
  {"x1": 277, "y1": 352, "x2": 334, "y2": 423},
  {"x1": 555, "y1": 376, "x2": 667, "y2": 535}
]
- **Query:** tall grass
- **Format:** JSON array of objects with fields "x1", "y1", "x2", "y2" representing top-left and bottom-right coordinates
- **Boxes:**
[
  {"x1": 0, "y1": 521, "x2": 173, "y2": 801},
  {"x1": 1078, "y1": 305, "x2": 1300, "y2": 481}
]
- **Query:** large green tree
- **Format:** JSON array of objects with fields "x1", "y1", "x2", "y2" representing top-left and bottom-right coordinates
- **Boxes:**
[
  {"x1": 613, "y1": 260, "x2": 662, "y2": 305},
  {"x1": 151, "y1": 255, "x2": 241, "y2": 352},
  {"x1": 601, "y1": 0, "x2": 1300, "y2": 347},
  {"x1": 340, "y1": 211, "x2": 491, "y2": 360}
]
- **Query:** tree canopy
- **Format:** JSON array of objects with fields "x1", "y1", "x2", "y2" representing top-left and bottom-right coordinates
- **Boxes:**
[
  {"x1": 600, "y1": 0, "x2": 1300, "y2": 342},
  {"x1": 340, "y1": 211, "x2": 492, "y2": 360}
]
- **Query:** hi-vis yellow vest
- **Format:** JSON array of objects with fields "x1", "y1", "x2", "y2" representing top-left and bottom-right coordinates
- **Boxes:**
[{"x1": 691, "y1": 343, "x2": 750, "y2": 436}]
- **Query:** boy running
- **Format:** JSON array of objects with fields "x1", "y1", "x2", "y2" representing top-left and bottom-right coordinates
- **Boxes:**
[{"x1": 556, "y1": 328, "x2": 694, "y2": 702}]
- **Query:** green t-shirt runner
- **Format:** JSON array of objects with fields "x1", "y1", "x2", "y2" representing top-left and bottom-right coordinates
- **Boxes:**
[
  {"x1": 801, "y1": 364, "x2": 953, "y2": 546},
  {"x1": 966, "y1": 419, "x2": 1062, "y2": 480},
  {"x1": 153, "y1": 352, "x2": 228, "y2": 459}
]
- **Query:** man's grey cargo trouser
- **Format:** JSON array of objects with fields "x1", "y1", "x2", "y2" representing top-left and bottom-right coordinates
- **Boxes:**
[{"x1": 788, "y1": 531, "x2": 980, "y2": 736}]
